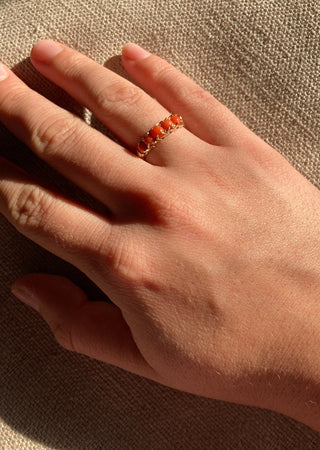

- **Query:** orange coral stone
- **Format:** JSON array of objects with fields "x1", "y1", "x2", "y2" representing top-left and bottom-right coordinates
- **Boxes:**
[
  {"x1": 171, "y1": 115, "x2": 182, "y2": 125},
  {"x1": 144, "y1": 135, "x2": 154, "y2": 146},
  {"x1": 138, "y1": 141, "x2": 147, "y2": 153},
  {"x1": 161, "y1": 118, "x2": 173, "y2": 130},
  {"x1": 150, "y1": 125, "x2": 165, "y2": 139}
]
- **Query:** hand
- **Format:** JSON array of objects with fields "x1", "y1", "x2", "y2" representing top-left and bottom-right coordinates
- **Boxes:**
[{"x1": 1, "y1": 41, "x2": 320, "y2": 431}]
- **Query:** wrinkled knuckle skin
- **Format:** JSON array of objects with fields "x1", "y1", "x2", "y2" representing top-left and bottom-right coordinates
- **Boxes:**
[
  {"x1": 61, "y1": 53, "x2": 86, "y2": 81},
  {"x1": 150, "y1": 61, "x2": 211, "y2": 104},
  {"x1": 163, "y1": 193, "x2": 193, "y2": 225},
  {"x1": 0, "y1": 86, "x2": 27, "y2": 111},
  {"x1": 112, "y1": 248, "x2": 140, "y2": 285},
  {"x1": 53, "y1": 320, "x2": 75, "y2": 352},
  {"x1": 189, "y1": 86, "x2": 212, "y2": 103},
  {"x1": 95, "y1": 82, "x2": 144, "y2": 111},
  {"x1": 31, "y1": 115, "x2": 79, "y2": 157},
  {"x1": 151, "y1": 183, "x2": 195, "y2": 226},
  {"x1": 150, "y1": 61, "x2": 177, "y2": 84},
  {"x1": 97, "y1": 233, "x2": 149, "y2": 287},
  {"x1": 106, "y1": 240, "x2": 139, "y2": 284},
  {"x1": 175, "y1": 85, "x2": 211, "y2": 108},
  {"x1": 9, "y1": 185, "x2": 53, "y2": 231}
]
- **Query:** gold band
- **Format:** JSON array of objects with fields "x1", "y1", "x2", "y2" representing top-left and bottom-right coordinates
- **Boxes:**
[{"x1": 137, "y1": 114, "x2": 184, "y2": 159}]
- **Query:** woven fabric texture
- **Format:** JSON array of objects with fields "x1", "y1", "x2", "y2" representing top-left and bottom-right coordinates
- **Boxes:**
[{"x1": 0, "y1": 0, "x2": 320, "y2": 448}]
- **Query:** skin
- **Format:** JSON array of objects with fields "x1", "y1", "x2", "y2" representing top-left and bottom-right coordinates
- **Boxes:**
[{"x1": 1, "y1": 40, "x2": 320, "y2": 431}]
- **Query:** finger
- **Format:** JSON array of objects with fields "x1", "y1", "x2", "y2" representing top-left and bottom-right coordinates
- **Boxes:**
[
  {"x1": 0, "y1": 62, "x2": 156, "y2": 216},
  {"x1": 30, "y1": 40, "x2": 202, "y2": 167},
  {"x1": 0, "y1": 156, "x2": 119, "y2": 284},
  {"x1": 10, "y1": 273, "x2": 156, "y2": 378},
  {"x1": 122, "y1": 43, "x2": 260, "y2": 148}
]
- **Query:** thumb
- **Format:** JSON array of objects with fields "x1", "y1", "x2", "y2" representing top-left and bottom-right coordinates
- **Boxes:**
[{"x1": 11, "y1": 273, "x2": 154, "y2": 378}]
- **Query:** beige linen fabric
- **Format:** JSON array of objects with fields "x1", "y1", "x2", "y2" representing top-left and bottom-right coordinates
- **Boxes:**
[{"x1": 0, "y1": 0, "x2": 320, "y2": 448}]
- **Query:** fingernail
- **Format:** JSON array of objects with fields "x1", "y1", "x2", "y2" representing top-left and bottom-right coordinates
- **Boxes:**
[
  {"x1": 32, "y1": 40, "x2": 63, "y2": 63},
  {"x1": 11, "y1": 283, "x2": 39, "y2": 311},
  {"x1": 0, "y1": 64, "x2": 8, "y2": 81},
  {"x1": 122, "y1": 43, "x2": 150, "y2": 62}
]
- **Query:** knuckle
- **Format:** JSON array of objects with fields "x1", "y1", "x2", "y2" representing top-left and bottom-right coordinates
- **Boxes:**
[
  {"x1": 95, "y1": 82, "x2": 144, "y2": 111},
  {"x1": 53, "y1": 320, "x2": 75, "y2": 352},
  {"x1": 160, "y1": 192, "x2": 210, "y2": 242},
  {"x1": 50, "y1": 303, "x2": 89, "y2": 353},
  {"x1": 61, "y1": 53, "x2": 87, "y2": 81},
  {"x1": 161, "y1": 191, "x2": 193, "y2": 224},
  {"x1": 113, "y1": 247, "x2": 140, "y2": 284},
  {"x1": 151, "y1": 61, "x2": 177, "y2": 84},
  {"x1": 188, "y1": 86, "x2": 212, "y2": 103},
  {"x1": 174, "y1": 84, "x2": 211, "y2": 108},
  {"x1": 154, "y1": 182, "x2": 208, "y2": 236},
  {"x1": 31, "y1": 115, "x2": 79, "y2": 157},
  {"x1": 96, "y1": 229, "x2": 149, "y2": 286},
  {"x1": 1, "y1": 86, "x2": 27, "y2": 110},
  {"x1": 150, "y1": 61, "x2": 211, "y2": 105},
  {"x1": 9, "y1": 185, "x2": 53, "y2": 231},
  {"x1": 151, "y1": 178, "x2": 195, "y2": 225}
]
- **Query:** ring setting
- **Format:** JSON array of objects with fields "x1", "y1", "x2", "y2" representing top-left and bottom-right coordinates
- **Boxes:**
[{"x1": 137, "y1": 114, "x2": 184, "y2": 159}]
